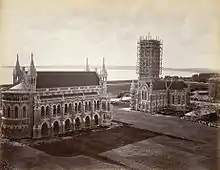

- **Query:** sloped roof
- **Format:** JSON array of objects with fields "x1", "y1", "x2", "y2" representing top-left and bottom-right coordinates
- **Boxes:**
[
  {"x1": 36, "y1": 71, "x2": 100, "y2": 89},
  {"x1": 147, "y1": 80, "x2": 188, "y2": 90},
  {"x1": 10, "y1": 82, "x2": 26, "y2": 90}
]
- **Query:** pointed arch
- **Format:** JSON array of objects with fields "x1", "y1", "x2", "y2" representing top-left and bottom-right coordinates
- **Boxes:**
[
  {"x1": 68, "y1": 103, "x2": 72, "y2": 114},
  {"x1": 64, "y1": 103, "x2": 68, "y2": 114},
  {"x1": 75, "y1": 117, "x2": 81, "y2": 130},
  {"x1": 84, "y1": 116, "x2": 90, "y2": 128},
  {"x1": 94, "y1": 114, "x2": 99, "y2": 126},
  {"x1": 53, "y1": 105, "x2": 56, "y2": 116},
  {"x1": 78, "y1": 102, "x2": 82, "y2": 113},
  {"x1": 64, "y1": 119, "x2": 71, "y2": 132},
  {"x1": 57, "y1": 104, "x2": 61, "y2": 115},
  {"x1": 74, "y1": 103, "x2": 78, "y2": 113},
  {"x1": 41, "y1": 106, "x2": 45, "y2": 117},
  {"x1": 14, "y1": 105, "x2": 19, "y2": 118},
  {"x1": 53, "y1": 121, "x2": 60, "y2": 135},
  {"x1": 22, "y1": 105, "x2": 27, "y2": 118},
  {"x1": 41, "y1": 122, "x2": 49, "y2": 137},
  {"x1": 97, "y1": 100, "x2": 100, "y2": 110},
  {"x1": 46, "y1": 105, "x2": 50, "y2": 116}
]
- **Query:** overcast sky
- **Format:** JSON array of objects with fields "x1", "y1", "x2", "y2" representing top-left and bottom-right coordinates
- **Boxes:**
[{"x1": 0, "y1": 0, "x2": 219, "y2": 70}]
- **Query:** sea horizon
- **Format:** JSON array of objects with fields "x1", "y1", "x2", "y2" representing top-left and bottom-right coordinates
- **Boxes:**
[{"x1": 0, "y1": 67, "x2": 196, "y2": 85}]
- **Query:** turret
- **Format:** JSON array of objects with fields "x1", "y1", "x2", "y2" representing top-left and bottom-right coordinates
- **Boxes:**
[
  {"x1": 27, "y1": 52, "x2": 37, "y2": 91},
  {"x1": 13, "y1": 53, "x2": 22, "y2": 84},
  {"x1": 85, "y1": 57, "x2": 90, "y2": 72},
  {"x1": 130, "y1": 80, "x2": 136, "y2": 110},
  {"x1": 100, "y1": 57, "x2": 108, "y2": 95}
]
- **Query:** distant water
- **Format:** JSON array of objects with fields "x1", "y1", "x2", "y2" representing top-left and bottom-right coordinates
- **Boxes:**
[{"x1": 0, "y1": 67, "x2": 194, "y2": 85}]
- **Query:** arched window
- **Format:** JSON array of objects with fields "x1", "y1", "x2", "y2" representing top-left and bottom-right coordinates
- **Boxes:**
[
  {"x1": 78, "y1": 102, "x2": 81, "y2": 113},
  {"x1": 178, "y1": 95, "x2": 181, "y2": 104},
  {"x1": 64, "y1": 104, "x2": 68, "y2": 114},
  {"x1": 3, "y1": 105, "x2": 6, "y2": 117},
  {"x1": 173, "y1": 95, "x2": 175, "y2": 104},
  {"x1": 41, "y1": 106, "x2": 45, "y2": 117},
  {"x1": 14, "y1": 106, "x2": 19, "y2": 118},
  {"x1": 57, "y1": 105, "x2": 61, "y2": 115},
  {"x1": 102, "y1": 102, "x2": 106, "y2": 110},
  {"x1": 89, "y1": 101, "x2": 92, "y2": 111},
  {"x1": 85, "y1": 102, "x2": 88, "y2": 112},
  {"x1": 68, "y1": 103, "x2": 72, "y2": 114},
  {"x1": 97, "y1": 101, "x2": 100, "y2": 110},
  {"x1": 23, "y1": 106, "x2": 26, "y2": 118},
  {"x1": 7, "y1": 106, "x2": 11, "y2": 118},
  {"x1": 94, "y1": 101, "x2": 97, "y2": 111},
  {"x1": 75, "y1": 103, "x2": 78, "y2": 113},
  {"x1": 53, "y1": 105, "x2": 56, "y2": 116},
  {"x1": 46, "y1": 106, "x2": 50, "y2": 115}
]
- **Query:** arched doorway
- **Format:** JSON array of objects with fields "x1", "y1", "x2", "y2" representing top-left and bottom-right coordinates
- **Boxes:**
[
  {"x1": 41, "y1": 123, "x2": 49, "y2": 137},
  {"x1": 94, "y1": 115, "x2": 99, "y2": 126},
  {"x1": 53, "y1": 121, "x2": 59, "y2": 135},
  {"x1": 85, "y1": 116, "x2": 90, "y2": 128},
  {"x1": 65, "y1": 119, "x2": 71, "y2": 132},
  {"x1": 75, "y1": 117, "x2": 81, "y2": 130}
]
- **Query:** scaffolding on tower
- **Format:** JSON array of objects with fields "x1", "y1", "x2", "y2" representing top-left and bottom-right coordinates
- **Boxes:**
[{"x1": 136, "y1": 33, "x2": 163, "y2": 80}]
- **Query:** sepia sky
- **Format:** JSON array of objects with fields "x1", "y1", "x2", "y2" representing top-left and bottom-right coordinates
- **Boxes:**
[{"x1": 0, "y1": 0, "x2": 219, "y2": 70}]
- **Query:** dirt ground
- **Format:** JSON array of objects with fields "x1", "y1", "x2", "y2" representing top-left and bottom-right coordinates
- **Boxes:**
[{"x1": 0, "y1": 105, "x2": 219, "y2": 170}]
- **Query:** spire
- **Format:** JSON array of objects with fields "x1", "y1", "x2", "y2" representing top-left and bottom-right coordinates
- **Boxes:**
[
  {"x1": 28, "y1": 52, "x2": 37, "y2": 77},
  {"x1": 15, "y1": 53, "x2": 21, "y2": 70},
  {"x1": 85, "y1": 57, "x2": 90, "y2": 71},
  {"x1": 102, "y1": 57, "x2": 107, "y2": 76}
]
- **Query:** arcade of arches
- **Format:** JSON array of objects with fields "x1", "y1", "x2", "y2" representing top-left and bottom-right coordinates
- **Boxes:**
[{"x1": 38, "y1": 114, "x2": 103, "y2": 138}]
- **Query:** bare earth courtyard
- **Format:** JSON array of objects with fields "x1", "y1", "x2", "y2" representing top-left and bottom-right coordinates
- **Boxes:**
[{"x1": 1, "y1": 106, "x2": 219, "y2": 170}]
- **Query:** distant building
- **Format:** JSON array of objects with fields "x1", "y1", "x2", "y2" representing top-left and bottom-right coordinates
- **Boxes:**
[
  {"x1": 130, "y1": 35, "x2": 190, "y2": 113},
  {"x1": 208, "y1": 77, "x2": 220, "y2": 102},
  {"x1": 1, "y1": 53, "x2": 112, "y2": 139}
]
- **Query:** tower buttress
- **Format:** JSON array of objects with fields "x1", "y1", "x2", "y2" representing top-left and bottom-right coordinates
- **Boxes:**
[
  {"x1": 101, "y1": 57, "x2": 108, "y2": 95},
  {"x1": 13, "y1": 53, "x2": 22, "y2": 84},
  {"x1": 130, "y1": 80, "x2": 136, "y2": 110}
]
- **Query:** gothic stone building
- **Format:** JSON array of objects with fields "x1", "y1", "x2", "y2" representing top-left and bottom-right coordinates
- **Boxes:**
[
  {"x1": 130, "y1": 79, "x2": 190, "y2": 113},
  {"x1": 1, "y1": 53, "x2": 112, "y2": 139},
  {"x1": 130, "y1": 35, "x2": 190, "y2": 113}
]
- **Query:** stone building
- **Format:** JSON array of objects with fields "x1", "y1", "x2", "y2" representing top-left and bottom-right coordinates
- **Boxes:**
[
  {"x1": 208, "y1": 76, "x2": 220, "y2": 102},
  {"x1": 1, "y1": 53, "x2": 112, "y2": 139},
  {"x1": 130, "y1": 35, "x2": 189, "y2": 113}
]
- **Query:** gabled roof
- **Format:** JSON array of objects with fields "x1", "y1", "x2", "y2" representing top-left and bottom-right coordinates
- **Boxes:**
[{"x1": 36, "y1": 71, "x2": 100, "y2": 89}]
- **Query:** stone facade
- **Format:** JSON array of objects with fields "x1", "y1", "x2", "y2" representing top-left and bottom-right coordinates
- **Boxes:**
[
  {"x1": 208, "y1": 77, "x2": 220, "y2": 102},
  {"x1": 130, "y1": 80, "x2": 189, "y2": 113},
  {"x1": 1, "y1": 53, "x2": 112, "y2": 139},
  {"x1": 131, "y1": 35, "x2": 189, "y2": 113}
]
